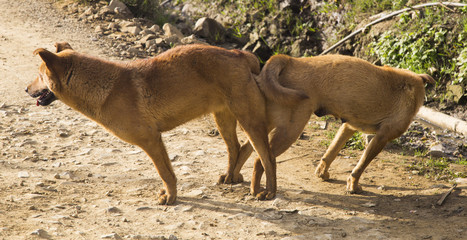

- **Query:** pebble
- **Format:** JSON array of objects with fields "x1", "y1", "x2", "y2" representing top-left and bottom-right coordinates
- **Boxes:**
[
  {"x1": 30, "y1": 229, "x2": 50, "y2": 238},
  {"x1": 18, "y1": 171, "x2": 30, "y2": 178},
  {"x1": 124, "y1": 235, "x2": 167, "y2": 240},
  {"x1": 428, "y1": 143, "x2": 447, "y2": 158},
  {"x1": 272, "y1": 196, "x2": 289, "y2": 208},
  {"x1": 173, "y1": 205, "x2": 193, "y2": 212},
  {"x1": 362, "y1": 202, "x2": 377, "y2": 207},
  {"x1": 165, "y1": 223, "x2": 184, "y2": 230},
  {"x1": 186, "y1": 189, "x2": 203, "y2": 197},
  {"x1": 106, "y1": 206, "x2": 122, "y2": 213},
  {"x1": 101, "y1": 233, "x2": 122, "y2": 239},
  {"x1": 136, "y1": 206, "x2": 152, "y2": 211}
]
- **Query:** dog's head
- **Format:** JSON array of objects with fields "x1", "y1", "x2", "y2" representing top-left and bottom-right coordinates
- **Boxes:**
[{"x1": 26, "y1": 42, "x2": 73, "y2": 106}]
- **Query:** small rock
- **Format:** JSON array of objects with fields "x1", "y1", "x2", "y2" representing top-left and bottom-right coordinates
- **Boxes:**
[
  {"x1": 186, "y1": 189, "x2": 203, "y2": 197},
  {"x1": 315, "y1": 121, "x2": 327, "y2": 130},
  {"x1": 31, "y1": 229, "x2": 50, "y2": 238},
  {"x1": 173, "y1": 205, "x2": 193, "y2": 212},
  {"x1": 163, "y1": 23, "x2": 184, "y2": 40},
  {"x1": 56, "y1": 171, "x2": 75, "y2": 179},
  {"x1": 272, "y1": 196, "x2": 289, "y2": 208},
  {"x1": 136, "y1": 206, "x2": 152, "y2": 211},
  {"x1": 165, "y1": 223, "x2": 184, "y2": 230},
  {"x1": 139, "y1": 34, "x2": 156, "y2": 45},
  {"x1": 193, "y1": 150, "x2": 205, "y2": 157},
  {"x1": 108, "y1": 22, "x2": 119, "y2": 31},
  {"x1": 101, "y1": 233, "x2": 123, "y2": 240},
  {"x1": 428, "y1": 143, "x2": 446, "y2": 158},
  {"x1": 18, "y1": 171, "x2": 30, "y2": 178},
  {"x1": 149, "y1": 24, "x2": 160, "y2": 33},
  {"x1": 362, "y1": 202, "x2": 376, "y2": 207},
  {"x1": 108, "y1": 0, "x2": 133, "y2": 18},
  {"x1": 106, "y1": 206, "x2": 121, "y2": 213},
  {"x1": 122, "y1": 25, "x2": 142, "y2": 35},
  {"x1": 95, "y1": 25, "x2": 104, "y2": 34},
  {"x1": 193, "y1": 17, "x2": 226, "y2": 43}
]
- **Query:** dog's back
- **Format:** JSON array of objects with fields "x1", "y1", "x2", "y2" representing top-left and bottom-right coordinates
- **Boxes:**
[{"x1": 259, "y1": 54, "x2": 433, "y2": 133}]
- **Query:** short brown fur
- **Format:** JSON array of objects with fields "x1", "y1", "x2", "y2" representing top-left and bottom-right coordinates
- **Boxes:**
[
  {"x1": 228, "y1": 54, "x2": 434, "y2": 194},
  {"x1": 26, "y1": 42, "x2": 278, "y2": 204}
]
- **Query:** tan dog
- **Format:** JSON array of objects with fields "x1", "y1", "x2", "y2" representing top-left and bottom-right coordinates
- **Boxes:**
[
  {"x1": 228, "y1": 54, "x2": 434, "y2": 194},
  {"x1": 26, "y1": 42, "x2": 280, "y2": 204}
]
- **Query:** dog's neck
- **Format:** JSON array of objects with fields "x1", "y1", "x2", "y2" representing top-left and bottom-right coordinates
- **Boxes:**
[{"x1": 57, "y1": 56, "x2": 126, "y2": 121}]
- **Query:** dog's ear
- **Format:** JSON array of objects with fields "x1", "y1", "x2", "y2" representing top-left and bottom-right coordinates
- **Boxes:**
[
  {"x1": 34, "y1": 48, "x2": 64, "y2": 77},
  {"x1": 55, "y1": 42, "x2": 73, "y2": 53}
]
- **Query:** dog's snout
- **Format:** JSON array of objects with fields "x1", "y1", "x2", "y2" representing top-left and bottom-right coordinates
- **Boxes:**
[{"x1": 25, "y1": 87, "x2": 28, "y2": 93}]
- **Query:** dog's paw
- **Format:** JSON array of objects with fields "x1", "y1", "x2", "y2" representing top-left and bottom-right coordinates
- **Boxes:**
[
  {"x1": 254, "y1": 190, "x2": 276, "y2": 201},
  {"x1": 346, "y1": 177, "x2": 363, "y2": 194},
  {"x1": 218, "y1": 173, "x2": 244, "y2": 184},
  {"x1": 315, "y1": 164, "x2": 330, "y2": 180},
  {"x1": 157, "y1": 189, "x2": 176, "y2": 205}
]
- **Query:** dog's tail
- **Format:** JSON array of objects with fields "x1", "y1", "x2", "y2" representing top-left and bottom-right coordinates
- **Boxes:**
[
  {"x1": 419, "y1": 74, "x2": 436, "y2": 86},
  {"x1": 236, "y1": 50, "x2": 261, "y2": 75},
  {"x1": 256, "y1": 54, "x2": 309, "y2": 105}
]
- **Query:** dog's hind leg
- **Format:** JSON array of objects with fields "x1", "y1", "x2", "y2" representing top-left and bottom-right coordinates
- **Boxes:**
[
  {"x1": 252, "y1": 108, "x2": 312, "y2": 192},
  {"x1": 138, "y1": 132, "x2": 177, "y2": 205},
  {"x1": 315, "y1": 123, "x2": 356, "y2": 181},
  {"x1": 233, "y1": 109, "x2": 276, "y2": 200},
  {"x1": 214, "y1": 109, "x2": 244, "y2": 184},
  {"x1": 346, "y1": 125, "x2": 406, "y2": 193}
]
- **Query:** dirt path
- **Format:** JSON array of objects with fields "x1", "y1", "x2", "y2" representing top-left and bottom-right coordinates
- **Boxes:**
[{"x1": 0, "y1": 1, "x2": 466, "y2": 239}]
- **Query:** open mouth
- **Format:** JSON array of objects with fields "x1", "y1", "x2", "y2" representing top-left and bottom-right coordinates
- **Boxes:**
[{"x1": 35, "y1": 89, "x2": 57, "y2": 106}]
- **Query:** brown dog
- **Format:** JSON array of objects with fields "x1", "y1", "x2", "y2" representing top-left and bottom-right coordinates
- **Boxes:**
[
  {"x1": 228, "y1": 54, "x2": 434, "y2": 194},
  {"x1": 25, "y1": 42, "x2": 280, "y2": 204}
]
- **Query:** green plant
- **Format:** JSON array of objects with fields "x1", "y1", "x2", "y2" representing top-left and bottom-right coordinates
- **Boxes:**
[
  {"x1": 408, "y1": 157, "x2": 463, "y2": 181},
  {"x1": 121, "y1": 0, "x2": 169, "y2": 25},
  {"x1": 345, "y1": 132, "x2": 365, "y2": 150}
]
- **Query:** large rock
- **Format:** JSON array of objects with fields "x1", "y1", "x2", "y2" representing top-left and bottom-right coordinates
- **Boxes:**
[
  {"x1": 108, "y1": 0, "x2": 133, "y2": 18},
  {"x1": 193, "y1": 17, "x2": 226, "y2": 43}
]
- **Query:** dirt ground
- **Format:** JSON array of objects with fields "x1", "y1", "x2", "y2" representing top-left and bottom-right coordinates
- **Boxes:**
[{"x1": 0, "y1": 0, "x2": 466, "y2": 239}]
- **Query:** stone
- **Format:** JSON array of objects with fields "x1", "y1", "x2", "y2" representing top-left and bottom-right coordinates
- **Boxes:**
[
  {"x1": 149, "y1": 24, "x2": 160, "y2": 33},
  {"x1": 30, "y1": 229, "x2": 51, "y2": 238},
  {"x1": 362, "y1": 202, "x2": 377, "y2": 207},
  {"x1": 193, "y1": 17, "x2": 226, "y2": 43},
  {"x1": 95, "y1": 25, "x2": 104, "y2": 34},
  {"x1": 186, "y1": 189, "x2": 203, "y2": 197},
  {"x1": 290, "y1": 39, "x2": 303, "y2": 57},
  {"x1": 108, "y1": 0, "x2": 132, "y2": 17},
  {"x1": 108, "y1": 22, "x2": 119, "y2": 31},
  {"x1": 428, "y1": 143, "x2": 446, "y2": 158},
  {"x1": 139, "y1": 34, "x2": 156, "y2": 45},
  {"x1": 122, "y1": 25, "x2": 142, "y2": 35},
  {"x1": 446, "y1": 84, "x2": 464, "y2": 103},
  {"x1": 101, "y1": 233, "x2": 123, "y2": 239},
  {"x1": 163, "y1": 23, "x2": 184, "y2": 40},
  {"x1": 106, "y1": 206, "x2": 121, "y2": 213},
  {"x1": 18, "y1": 171, "x2": 30, "y2": 178},
  {"x1": 181, "y1": 35, "x2": 207, "y2": 45}
]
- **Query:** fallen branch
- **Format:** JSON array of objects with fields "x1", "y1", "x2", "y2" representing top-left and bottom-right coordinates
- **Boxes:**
[
  {"x1": 320, "y1": 2, "x2": 467, "y2": 55},
  {"x1": 436, "y1": 183, "x2": 457, "y2": 206},
  {"x1": 416, "y1": 106, "x2": 467, "y2": 136}
]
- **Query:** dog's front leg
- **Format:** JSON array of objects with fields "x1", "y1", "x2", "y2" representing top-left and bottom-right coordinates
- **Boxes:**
[
  {"x1": 213, "y1": 110, "x2": 246, "y2": 184},
  {"x1": 139, "y1": 133, "x2": 177, "y2": 205}
]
